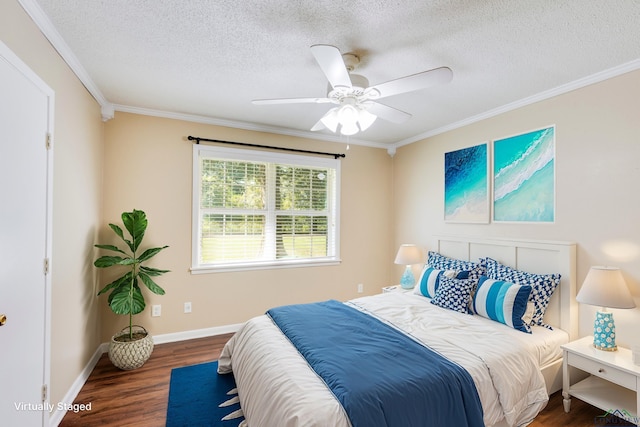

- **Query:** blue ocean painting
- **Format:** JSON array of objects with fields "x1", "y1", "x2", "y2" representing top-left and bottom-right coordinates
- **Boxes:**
[
  {"x1": 444, "y1": 143, "x2": 488, "y2": 223},
  {"x1": 493, "y1": 126, "x2": 555, "y2": 222}
]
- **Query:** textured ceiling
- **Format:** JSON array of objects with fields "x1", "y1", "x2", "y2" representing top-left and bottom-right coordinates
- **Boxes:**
[{"x1": 25, "y1": 0, "x2": 640, "y2": 147}]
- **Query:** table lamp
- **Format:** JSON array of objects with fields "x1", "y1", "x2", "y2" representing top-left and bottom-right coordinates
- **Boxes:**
[
  {"x1": 576, "y1": 266, "x2": 636, "y2": 351},
  {"x1": 394, "y1": 244, "x2": 423, "y2": 289}
]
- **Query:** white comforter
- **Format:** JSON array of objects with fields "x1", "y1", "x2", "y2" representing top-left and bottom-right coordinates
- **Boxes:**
[{"x1": 218, "y1": 292, "x2": 550, "y2": 427}]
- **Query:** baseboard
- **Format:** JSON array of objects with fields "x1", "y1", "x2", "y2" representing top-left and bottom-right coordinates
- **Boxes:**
[
  {"x1": 151, "y1": 322, "x2": 244, "y2": 345},
  {"x1": 49, "y1": 343, "x2": 106, "y2": 427},
  {"x1": 96, "y1": 322, "x2": 244, "y2": 351}
]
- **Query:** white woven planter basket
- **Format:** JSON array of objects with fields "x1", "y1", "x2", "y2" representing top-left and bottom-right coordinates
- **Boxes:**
[{"x1": 108, "y1": 325, "x2": 154, "y2": 370}]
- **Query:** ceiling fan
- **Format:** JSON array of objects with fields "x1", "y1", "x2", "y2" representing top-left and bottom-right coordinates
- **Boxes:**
[{"x1": 252, "y1": 44, "x2": 453, "y2": 136}]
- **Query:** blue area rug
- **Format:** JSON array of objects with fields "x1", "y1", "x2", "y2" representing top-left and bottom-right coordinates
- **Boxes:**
[{"x1": 166, "y1": 361, "x2": 244, "y2": 427}]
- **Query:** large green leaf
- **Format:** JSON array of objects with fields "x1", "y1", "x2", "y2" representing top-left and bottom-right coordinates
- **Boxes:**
[
  {"x1": 139, "y1": 272, "x2": 166, "y2": 295},
  {"x1": 109, "y1": 281, "x2": 146, "y2": 315},
  {"x1": 138, "y1": 246, "x2": 169, "y2": 262},
  {"x1": 111, "y1": 221, "x2": 134, "y2": 253},
  {"x1": 94, "y1": 244, "x2": 127, "y2": 255},
  {"x1": 97, "y1": 272, "x2": 131, "y2": 295},
  {"x1": 122, "y1": 210, "x2": 147, "y2": 253},
  {"x1": 140, "y1": 266, "x2": 170, "y2": 276},
  {"x1": 94, "y1": 255, "x2": 133, "y2": 268},
  {"x1": 109, "y1": 223, "x2": 125, "y2": 241}
]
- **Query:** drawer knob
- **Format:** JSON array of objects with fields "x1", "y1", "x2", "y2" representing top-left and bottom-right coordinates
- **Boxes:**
[{"x1": 598, "y1": 368, "x2": 605, "y2": 373}]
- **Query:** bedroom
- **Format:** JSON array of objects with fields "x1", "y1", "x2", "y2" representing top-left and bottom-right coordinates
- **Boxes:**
[{"x1": 1, "y1": 0, "x2": 640, "y2": 426}]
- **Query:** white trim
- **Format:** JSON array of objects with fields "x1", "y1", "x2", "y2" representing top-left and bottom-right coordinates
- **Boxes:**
[
  {"x1": 394, "y1": 58, "x2": 640, "y2": 148},
  {"x1": 113, "y1": 104, "x2": 383, "y2": 148},
  {"x1": 151, "y1": 323, "x2": 244, "y2": 345},
  {"x1": 191, "y1": 259, "x2": 341, "y2": 274},
  {"x1": 17, "y1": 0, "x2": 110, "y2": 110},
  {"x1": 48, "y1": 345, "x2": 105, "y2": 427}
]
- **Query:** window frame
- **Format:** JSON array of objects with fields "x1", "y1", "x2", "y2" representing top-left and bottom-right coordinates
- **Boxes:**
[{"x1": 191, "y1": 144, "x2": 341, "y2": 273}]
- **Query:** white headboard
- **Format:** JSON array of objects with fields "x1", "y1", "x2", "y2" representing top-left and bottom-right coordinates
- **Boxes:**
[{"x1": 434, "y1": 236, "x2": 578, "y2": 340}]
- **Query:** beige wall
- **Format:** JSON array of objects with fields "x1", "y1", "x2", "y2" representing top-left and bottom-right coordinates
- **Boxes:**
[
  {"x1": 393, "y1": 69, "x2": 640, "y2": 347},
  {"x1": 1, "y1": 0, "x2": 104, "y2": 410},
  {"x1": 101, "y1": 113, "x2": 393, "y2": 341},
  {"x1": 6, "y1": 0, "x2": 638, "y2": 408}
]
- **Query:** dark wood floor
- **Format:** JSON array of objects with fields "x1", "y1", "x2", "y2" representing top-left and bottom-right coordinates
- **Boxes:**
[{"x1": 60, "y1": 334, "x2": 619, "y2": 426}]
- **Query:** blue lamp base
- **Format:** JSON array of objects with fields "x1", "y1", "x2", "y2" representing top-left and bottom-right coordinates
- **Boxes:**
[
  {"x1": 400, "y1": 265, "x2": 415, "y2": 289},
  {"x1": 593, "y1": 310, "x2": 617, "y2": 351}
]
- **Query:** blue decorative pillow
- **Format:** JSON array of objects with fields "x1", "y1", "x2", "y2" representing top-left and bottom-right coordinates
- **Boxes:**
[
  {"x1": 472, "y1": 276, "x2": 532, "y2": 333},
  {"x1": 484, "y1": 257, "x2": 561, "y2": 329},
  {"x1": 431, "y1": 276, "x2": 476, "y2": 314},
  {"x1": 414, "y1": 267, "x2": 455, "y2": 298},
  {"x1": 427, "y1": 251, "x2": 486, "y2": 281}
]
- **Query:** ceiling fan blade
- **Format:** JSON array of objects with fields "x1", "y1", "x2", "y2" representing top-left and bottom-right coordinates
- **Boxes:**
[
  {"x1": 366, "y1": 102, "x2": 412, "y2": 124},
  {"x1": 369, "y1": 66, "x2": 453, "y2": 99},
  {"x1": 310, "y1": 44, "x2": 352, "y2": 90},
  {"x1": 252, "y1": 97, "x2": 333, "y2": 105}
]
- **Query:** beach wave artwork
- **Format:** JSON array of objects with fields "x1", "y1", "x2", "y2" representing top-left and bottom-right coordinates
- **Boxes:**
[
  {"x1": 493, "y1": 127, "x2": 555, "y2": 222},
  {"x1": 444, "y1": 143, "x2": 488, "y2": 223}
]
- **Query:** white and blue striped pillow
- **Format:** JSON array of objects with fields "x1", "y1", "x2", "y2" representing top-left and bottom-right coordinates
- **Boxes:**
[
  {"x1": 472, "y1": 276, "x2": 532, "y2": 333},
  {"x1": 483, "y1": 257, "x2": 561, "y2": 329},
  {"x1": 414, "y1": 267, "x2": 457, "y2": 298}
]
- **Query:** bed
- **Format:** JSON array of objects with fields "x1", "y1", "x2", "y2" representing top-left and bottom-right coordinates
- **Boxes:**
[{"x1": 218, "y1": 236, "x2": 577, "y2": 427}]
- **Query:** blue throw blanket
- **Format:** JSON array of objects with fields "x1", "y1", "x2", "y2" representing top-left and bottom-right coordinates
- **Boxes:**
[{"x1": 267, "y1": 300, "x2": 484, "y2": 427}]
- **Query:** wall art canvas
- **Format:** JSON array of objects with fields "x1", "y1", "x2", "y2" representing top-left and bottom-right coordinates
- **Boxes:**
[
  {"x1": 493, "y1": 126, "x2": 555, "y2": 222},
  {"x1": 444, "y1": 143, "x2": 489, "y2": 223}
]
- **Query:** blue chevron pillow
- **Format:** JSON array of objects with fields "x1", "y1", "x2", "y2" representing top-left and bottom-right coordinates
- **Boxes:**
[{"x1": 427, "y1": 251, "x2": 486, "y2": 281}]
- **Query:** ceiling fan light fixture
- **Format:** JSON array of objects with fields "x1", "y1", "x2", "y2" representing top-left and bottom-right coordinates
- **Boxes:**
[
  {"x1": 340, "y1": 122, "x2": 359, "y2": 136},
  {"x1": 320, "y1": 107, "x2": 340, "y2": 132},
  {"x1": 357, "y1": 108, "x2": 377, "y2": 131},
  {"x1": 337, "y1": 103, "x2": 359, "y2": 125}
]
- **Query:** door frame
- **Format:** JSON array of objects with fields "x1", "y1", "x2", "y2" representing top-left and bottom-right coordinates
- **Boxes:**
[{"x1": 0, "y1": 40, "x2": 53, "y2": 426}]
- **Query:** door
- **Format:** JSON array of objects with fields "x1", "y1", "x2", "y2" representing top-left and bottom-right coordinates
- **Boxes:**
[{"x1": 0, "y1": 41, "x2": 53, "y2": 426}]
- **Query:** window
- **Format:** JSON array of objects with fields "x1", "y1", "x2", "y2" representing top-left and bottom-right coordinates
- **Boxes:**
[{"x1": 192, "y1": 145, "x2": 340, "y2": 272}]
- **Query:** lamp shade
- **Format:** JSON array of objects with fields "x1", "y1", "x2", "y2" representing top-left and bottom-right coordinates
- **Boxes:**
[
  {"x1": 576, "y1": 266, "x2": 635, "y2": 309},
  {"x1": 394, "y1": 244, "x2": 423, "y2": 265}
]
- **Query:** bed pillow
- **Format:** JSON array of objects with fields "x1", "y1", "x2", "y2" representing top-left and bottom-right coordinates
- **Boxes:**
[
  {"x1": 430, "y1": 276, "x2": 476, "y2": 314},
  {"x1": 427, "y1": 251, "x2": 486, "y2": 281},
  {"x1": 484, "y1": 257, "x2": 561, "y2": 329},
  {"x1": 472, "y1": 276, "x2": 532, "y2": 333},
  {"x1": 414, "y1": 267, "x2": 457, "y2": 298}
]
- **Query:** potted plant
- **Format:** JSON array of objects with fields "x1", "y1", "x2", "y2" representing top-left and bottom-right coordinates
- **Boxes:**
[{"x1": 94, "y1": 209, "x2": 169, "y2": 370}]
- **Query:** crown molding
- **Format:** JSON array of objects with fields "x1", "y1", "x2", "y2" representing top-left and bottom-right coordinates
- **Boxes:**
[
  {"x1": 113, "y1": 104, "x2": 390, "y2": 149},
  {"x1": 21, "y1": 0, "x2": 640, "y2": 152},
  {"x1": 18, "y1": 0, "x2": 110, "y2": 109},
  {"x1": 392, "y1": 58, "x2": 640, "y2": 149}
]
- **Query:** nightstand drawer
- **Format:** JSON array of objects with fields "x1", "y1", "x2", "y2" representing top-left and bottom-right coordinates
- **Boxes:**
[{"x1": 567, "y1": 352, "x2": 636, "y2": 390}]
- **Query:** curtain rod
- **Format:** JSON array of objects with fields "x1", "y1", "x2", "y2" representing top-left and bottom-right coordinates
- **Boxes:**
[{"x1": 187, "y1": 136, "x2": 346, "y2": 159}]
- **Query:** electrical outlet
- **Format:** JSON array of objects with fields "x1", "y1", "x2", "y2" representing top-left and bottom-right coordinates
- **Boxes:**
[
  {"x1": 357, "y1": 283, "x2": 364, "y2": 293},
  {"x1": 151, "y1": 304, "x2": 161, "y2": 317},
  {"x1": 184, "y1": 302, "x2": 192, "y2": 313}
]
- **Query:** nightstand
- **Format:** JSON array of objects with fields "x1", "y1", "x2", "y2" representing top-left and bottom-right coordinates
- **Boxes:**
[
  {"x1": 382, "y1": 285, "x2": 413, "y2": 293},
  {"x1": 562, "y1": 336, "x2": 640, "y2": 425}
]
